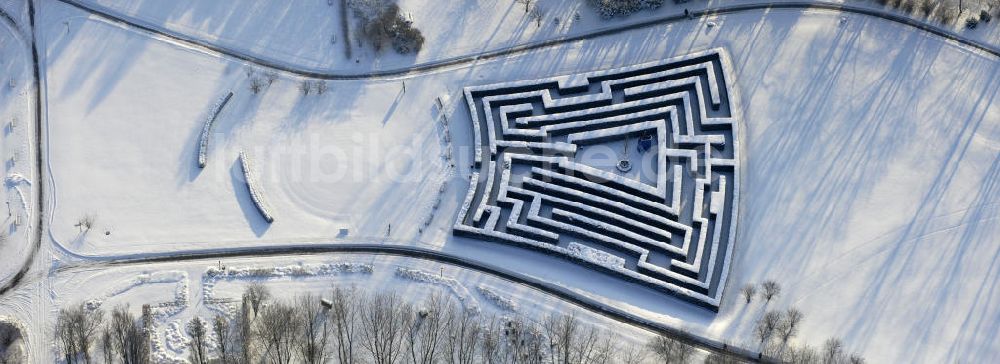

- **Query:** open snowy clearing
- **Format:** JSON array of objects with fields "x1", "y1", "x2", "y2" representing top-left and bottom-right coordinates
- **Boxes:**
[
  {"x1": 0, "y1": 0, "x2": 996, "y2": 363},
  {"x1": 42, "y1": 0, "x2": 450, "y2": 253}
]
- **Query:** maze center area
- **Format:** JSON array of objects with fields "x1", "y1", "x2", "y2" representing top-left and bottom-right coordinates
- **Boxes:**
[{"x1": 454, "y1": 49, "x2": 740, "y2": 309}]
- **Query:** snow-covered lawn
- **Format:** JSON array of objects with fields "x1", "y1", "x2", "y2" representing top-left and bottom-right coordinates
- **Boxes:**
[
  {"x1": 41, "y1": 0, "x2": 450, "y2": 254},
  {"x1": 0, "y1": 0, "x2": 996, "y2": 363},
  {"x1": 0, "y1": 2, "x2": 37, "y2": 286}
]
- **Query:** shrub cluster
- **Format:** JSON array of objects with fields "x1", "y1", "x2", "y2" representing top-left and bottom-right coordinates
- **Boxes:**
[
  {"x1": 588, "y1": 0, "x2": 665, "y2": 19},
  {"x1": 350, "y1": 1, "x2": 425, "y2": 54}
]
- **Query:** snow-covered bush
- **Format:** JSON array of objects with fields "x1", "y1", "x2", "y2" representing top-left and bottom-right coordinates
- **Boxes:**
[
  {"x1": 588, "y1": 0, "x2": 664, "y2": 19},
  {"x1": 198, "y1": 92, "x2": 233, "y2": 168},
  {"x1": 476, "y1": 285, "x2": 516, "y2": 312},
  {"x1": 349, "y1": 1, "x2": 424, "y2": 54},
  {"x1": 247, "y1": 69, "x2": 278, "y2": 95},
  {"x1": 239, "y1": 152, "x2": 274, "y2": 223},
  {"x1": 965, "y1": 16, "x2": 979, "y2": 29}
]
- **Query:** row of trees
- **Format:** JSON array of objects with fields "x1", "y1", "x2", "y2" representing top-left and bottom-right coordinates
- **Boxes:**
[
  {"x1": 742, "y1": 280, "x2": 781, "y2": 304},
  {"x1": 205, "y1": 283, "x2": 718, "y2": 364},
  {"x1": 56, "y1": 304, "x2": 151, "y2": 364},
  {"x1": 55, "y1": 280, "x2": 870, "y2": 363},
  {"x1": 875, "y1": 0, "x2": 999, "y2": 27},
  {"x1": 741, "y1": 280, "x2": 867, "y2": 364},
  {"x1": 58, "y1": 282, "x2": 749, "y2": 364}
]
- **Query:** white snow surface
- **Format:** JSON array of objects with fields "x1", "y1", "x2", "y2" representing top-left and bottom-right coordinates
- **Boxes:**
[{"x1": 0, "y1": 0, "x2": 996, "y2": 363}]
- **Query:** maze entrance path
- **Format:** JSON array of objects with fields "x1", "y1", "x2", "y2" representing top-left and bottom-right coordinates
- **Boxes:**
[{"x1": 454, "y1": 48, "x2": 741, "y2": 310}]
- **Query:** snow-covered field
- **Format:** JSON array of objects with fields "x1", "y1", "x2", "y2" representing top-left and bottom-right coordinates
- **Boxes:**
[
  {"x1": 0, "y1": 0, "x2": 998, "y2": 362},
  {"x1": 0, "y1": 0, "x2": 37, "y2": 287}
]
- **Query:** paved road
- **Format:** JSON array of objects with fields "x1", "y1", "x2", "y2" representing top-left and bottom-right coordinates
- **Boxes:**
[{"x1": 56, "y1": 0, "x2": 999, "y2": 82}]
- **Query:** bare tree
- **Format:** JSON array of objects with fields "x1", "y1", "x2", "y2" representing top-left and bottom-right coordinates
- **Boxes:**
[
  {"x1": 359, "y1": 292, "x2": 411, "y2": 364},
  {"x1": 820, "y1": 339, "x2": 864, "y2": 364},
  {"x1": 529, "y1": 6, "x2": 544, "y2": 27},
  {"x1": 56, "y1": 304, "x2": 105, "y2": 364},
  {"x1": 755, "y1": 311, "x2": 782, "y2": 350},
  {"x1": 110, "y1": 305, "x2": 149, "y2": 364},
  {"x1": 244, "y1": 282, "x2": 271, "y2": 316},
  {"x1": 212, "y1": 315, "x2": 236, "y2": 364},
  {"x1": 742, "y1": 284, "x2": 757, "y2": 304},
  {"x1": 543, "y1": 314, "x2": 579, "y2": 364},
  {"x1": 316, "y1": 81, "x2": 329, "y2": 95},
  {"x1": 407, "y1": 294, "x2": 448, "y2": 364},
  {"x1": 75, "y1": 214, "x2": 95, "y2": 233},
  {"x1": 478, "y1": 317, "x2": 502, "y2": 364},
  {"x1": 515, "y1": 0, "x2": 533, "y2": 13},
  {"x1": 578, "y1": 330, "x2": 614, "y2": 364},
  {"x1": 187, "y1": 317, "x2": 208, "y2": 364},
  {"x1": 705, "y1": 351, "x2": 744, "y2": 364},
  {"x1": 502, "y1": 316, "x2": 545, "y2": 364},
  {"x1": 821, "y1": 337, "x2": 844, "y2": 364},
  {"x1": 779, "y1": 308, "x2": 803, "y2": 344},
  {"x1": 443, "y1": 304, "x2": 481, "y2": 364},
  {"x1": 329, "y1": 287, "x2": 360, "y2": 364},
  {"x1": 56, "y1": 312, "x2": 79, "y2": 364},
  {"x1": 479, "y1": 315, "x2": 544, "y2": 364},
  {"x1": 247, "y1": 70, "x2": 278, "y2": 95},
  {"x1": 761, "y1": 280, "x2": 781, "y2": 302},
  {"x1": 617, "y1": 342, "x2": 649, "y2": 364},
  {"x1": 300, "y1": 80, "x2": 313, "y2": 96},
  {"x1": 257, "y1": 301, "x2": 302, "y2": 364},
  {"x1": 99, "y1": 328, "x2": 113, "y2": 364},
  {"x1": 541, "y1": 312, "x2": 610, "y2": 364},
  {"x1": 296, "y1": 293, "x2": 330, "y2": 364},
  {"x1": 647, "y1": 335, "x2": 693, "y2": 364},
  {"x1": 264, "y1": 71, "x2": 279, "y2": 86},
  {"x1": 848, "y1": 353, "x2": 866, "y2": 364},
  {"x1": 784, "y1": 343, "x2": 820, "y2": 364},
  {"x1": 250, "y1": 77, "x2": 266, "y2": 94}
]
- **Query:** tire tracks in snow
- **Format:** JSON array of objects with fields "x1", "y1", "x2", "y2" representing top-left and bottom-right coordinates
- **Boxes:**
[{"x1": 0, "y1": 2, "x2": 43, "y2": 301}]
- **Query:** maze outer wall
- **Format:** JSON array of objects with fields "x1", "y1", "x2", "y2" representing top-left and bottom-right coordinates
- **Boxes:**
[{"x1": 454, "y1": 48, "x2": 742, "y2": 311}]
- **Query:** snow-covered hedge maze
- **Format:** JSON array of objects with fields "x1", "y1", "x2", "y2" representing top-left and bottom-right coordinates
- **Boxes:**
[{"x1": 454, "y1": 49, "x2": 741, "y2": 310}]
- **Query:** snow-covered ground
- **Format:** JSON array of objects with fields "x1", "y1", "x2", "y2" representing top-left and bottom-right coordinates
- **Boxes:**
[
  {"x1": 67, "y1": 0, "x2": 1000, "y2": 73},
  {"x1": 0, "y1": 0, "x2": 37, "y2": 288},
  {"x1": 0, "y1": 0, "x2": 998, "y2": 362},
  {"x1": 5, "y1": 254, "x2": 666, "y2": 363}
]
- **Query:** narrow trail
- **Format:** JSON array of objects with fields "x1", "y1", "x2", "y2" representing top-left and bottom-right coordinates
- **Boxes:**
[{"x1": 0, "y1": 2, "x2": 43, "y2": 301}]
